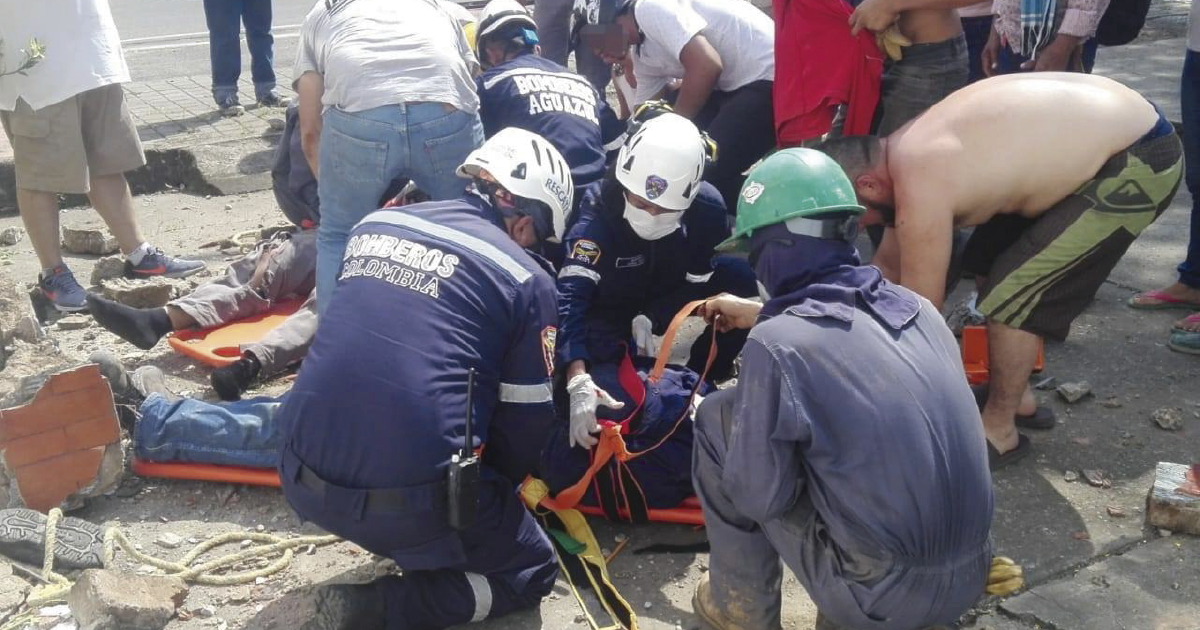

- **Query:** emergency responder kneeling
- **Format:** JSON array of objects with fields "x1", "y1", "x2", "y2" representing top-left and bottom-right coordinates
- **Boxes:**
[
  {"x1": 556, "y1": 110, "x2": 756, "y2": 449},
  {"x1": 276, "y1": 128, "x2": 572, "y2": 630},
  {"x1": 691, "y1": 149, "x2": 995, "y2": 630}
]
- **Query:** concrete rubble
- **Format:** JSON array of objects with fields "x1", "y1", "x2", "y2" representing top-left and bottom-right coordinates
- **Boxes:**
[
  {"x1": 61, "y1": 227, "x2": 120, "y2": 256},
  {"x1": 1151, "y1": 407, "x2": 1185, "y2": 431},
  {"x1": 67, "y1": 570, "x2": 188, "y2": 630},
  {"x1": 1056, "y1": 380, "x2": 1092, "y2": 403},
  {"x1": 90, "y1": 255, "x2": 127, "y2": 286},
  {"x1": 0, "y1": 226, "x2": 24, "y2": 246},
  {"x1": 1147, "y1": 462, "x2": 1200, "y2": 535},
  {"x1": 100, "y1": 278, "x2": 176, "y2": 309}
]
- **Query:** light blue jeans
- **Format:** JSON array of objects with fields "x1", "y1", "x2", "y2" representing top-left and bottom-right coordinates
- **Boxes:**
[
  {"x1": 314, "y1": 104, "x2": 483, "y2": 316},
  {"x1": 135, "y1": 394, "x2": 285, "y2": 468}
]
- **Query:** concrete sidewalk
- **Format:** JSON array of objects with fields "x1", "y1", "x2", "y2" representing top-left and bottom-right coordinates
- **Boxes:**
[{"x1": 0, "y1": 72, "x2": 296, "y2": 211}]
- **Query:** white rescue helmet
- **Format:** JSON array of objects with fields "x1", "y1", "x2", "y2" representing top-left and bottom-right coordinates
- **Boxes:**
[
  {"x1": 615, "y1": 112, "x2": 707, "y2": 211},
  {"x1": 477, "y1": 0, "x2": 537, "y2": 48},
  {"x1": 457, "y1": 128, "x2": 574, "y2": 243}
]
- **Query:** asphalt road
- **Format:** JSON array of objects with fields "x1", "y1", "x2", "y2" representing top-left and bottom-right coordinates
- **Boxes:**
[{"x1": 111, "y1": 0, "x2": 318, "y2": 84}]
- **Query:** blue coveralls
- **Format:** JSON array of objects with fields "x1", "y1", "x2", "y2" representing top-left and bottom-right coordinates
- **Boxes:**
[
  {"x1": 693, "y1": 299, "x2": 994, "y2": 630},
  {"x1": 477, "y1": 53, "x2": 625, "y2": 193},
  {"x1": 276, "y1": 197, "x2": 560, "y2": 630},
  {"x1": 556, "y1": 181, "x2": 756, "y2": 381}
]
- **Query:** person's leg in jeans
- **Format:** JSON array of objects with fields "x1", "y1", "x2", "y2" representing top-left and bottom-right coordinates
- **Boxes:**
[
  {"x1": 575, "y1": 45, "x2": 612, "y2": 94},
  {"x1": 135, "y1": 394, "x2": 286, "y2": 468},
  {"x1": 692, "y1": 388, "x2": 785, "y2": 629},
  {"x1": 701, "y1": 81, "x2": 776, "y2": 212},
  {"x1": 404, "y1": 104, "x2": 483, "y2": 201},
  {"x1": 202, "y1": 0, "x2": 244, "y2": 106},
  {"x1": 877, "y1": 35, "x2": 968, "y2": 136},
  {"x1": 314, "y1": 106, "x2": 411, "y2": 315},
  {"x1": 961, "y1": 15, "x2": 994, "y2": 83},
  {"x1": 242, "y1": 0, "x2": 278, "y2": 102},
  {"x1": 533, "y1": 0, "x2": 572, "y2": 65},
  {"x1": 1130, "y1": 49, "x2": 1200, "y2": 321}
]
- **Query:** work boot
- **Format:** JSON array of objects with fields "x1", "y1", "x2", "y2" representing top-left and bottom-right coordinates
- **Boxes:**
[
  {"x1": 38, "y1": 265, "x2": 88, "y2": 313},
  {"x1": 298, "y1": 582, "x2": 388, "y2": 630},
  {"x1": 124, "y1": 248, "x2": 206, "y2": 279},
  {"x1": 211, "y1": 353, "x2": 261, "y2": 401},
  {"x1": 693, "y1": 574, "x2": 781, "y2": 630},
  {"x1": 0, "y1": 508, "x2": 104, "y2": 570}
]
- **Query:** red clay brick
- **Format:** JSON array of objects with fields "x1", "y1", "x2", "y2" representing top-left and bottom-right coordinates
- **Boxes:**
[
  {"x1": 15, "y1": 447, "x2": 104, "y2": 512},
  {"x1": 0, "y1": 374, "x2": 117, "y2": 441}
]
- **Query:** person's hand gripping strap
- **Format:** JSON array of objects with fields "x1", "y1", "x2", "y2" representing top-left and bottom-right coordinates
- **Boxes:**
[{"x1": 567, "y1": 373, "x2": 626, "y2": 449}]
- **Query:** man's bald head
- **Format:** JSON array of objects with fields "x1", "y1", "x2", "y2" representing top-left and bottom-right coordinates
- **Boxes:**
[{"x1": 813, "y1": 136, "x2": 893, "y2": 226}]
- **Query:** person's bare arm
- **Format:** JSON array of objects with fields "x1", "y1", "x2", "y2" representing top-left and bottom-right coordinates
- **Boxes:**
[
  {"x1": 296, "y1": 72, "x2": 324, "y2": 177},
  {"x1": 871, "y1": 227, "x2": 902, "y2": 282},
  {"x1": 893, "y1": 197, "x2": 954, "y2": 309},
  {"x1": 849, "y1": 0, "x2": 985, "y2": 34},
  {"x1": 672, "y1": 34, "x2": 723, "y2": 119}
]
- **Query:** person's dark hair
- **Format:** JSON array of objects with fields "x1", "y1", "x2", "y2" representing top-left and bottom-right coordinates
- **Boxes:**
[
  {"x1": 812, "y1": 135, "x2": 883, "y2": 181},
  {"x1": 481, "y1": 22, "x2": 537, "y2": 59}
]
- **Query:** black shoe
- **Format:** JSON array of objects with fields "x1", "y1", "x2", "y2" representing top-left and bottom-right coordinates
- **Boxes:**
[
  {"x1": 211, "y1": 353, "x2": 261, "y2": 401},
  {"x1": 298, "y1": 582, "x2": 388, "y2": 630},
  {"x1": 0, "y1": 508, "x2": 104, "y2": 570}
]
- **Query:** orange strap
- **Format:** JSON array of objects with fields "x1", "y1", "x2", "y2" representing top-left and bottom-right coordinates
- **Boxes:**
[{"x1": 552, "y1": 296, "x2": 722, "y2": 510}]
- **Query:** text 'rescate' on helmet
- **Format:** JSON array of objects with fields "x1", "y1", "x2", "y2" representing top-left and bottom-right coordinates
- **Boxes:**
[
  {"x1": 477, "y1": 0, "x2": 538, "y2": 51},
  {"x1": 717, "y1": 148, "x2": 866, "y2": 253},
  {"x1": 570, "y1": 0, "x2": 632, "y2": 56},
  {"x1": 457, "y1": 128, "x2": 574, "y2": 243},
  {"x1": 615, "y1": 112, "x2": 708, "y2": 212}
]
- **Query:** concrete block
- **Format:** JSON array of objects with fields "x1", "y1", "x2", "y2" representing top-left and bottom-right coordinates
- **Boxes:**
[
  {"x1": 67, "y1": 570, "x2": 187, "y2": 630},
  {"x1": 1147, "y1": 462, "x2": 1200, "y2": 535}
]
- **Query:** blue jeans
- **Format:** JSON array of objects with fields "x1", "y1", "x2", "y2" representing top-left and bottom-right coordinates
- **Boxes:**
[
  {"x1": 1179, "y1": 50, "x2": 1200, "y2": 288},
  {"x1": 961, "y1": 15, "x2": 993, "y2": 84},
  {"x1": 135, "y1": 394, "x2": 284, "y2": 468},
  {"x1": 314, "y1": 104, "x2": 483, "y2": 315},
  {"x1": 202, "y1": 0, "x2": 276, "y2": 104}
]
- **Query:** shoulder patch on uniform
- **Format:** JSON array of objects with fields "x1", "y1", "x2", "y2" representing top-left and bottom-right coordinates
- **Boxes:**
[
  {"x1": 570, "y1": 239, "x2": 601, "y2": 265},
  {"x1": 645, "y1": 175, "x2": 668, "y2": 200},
  {"x1": 541, "y1": 326, "x2": 557, "y2": 376}
]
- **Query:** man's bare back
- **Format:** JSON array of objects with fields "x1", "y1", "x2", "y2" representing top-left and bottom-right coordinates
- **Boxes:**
[{"x1": 889, "y1": 73, "x2": 1158, "y2": 227}]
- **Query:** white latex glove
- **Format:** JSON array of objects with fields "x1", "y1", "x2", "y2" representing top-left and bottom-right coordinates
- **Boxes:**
[
  {"x1": 631, "y1": 314, "x2": 657, "y2": 358},
  {"x1": 566, "y1": 373, "x2": 625, "y2": 449}
]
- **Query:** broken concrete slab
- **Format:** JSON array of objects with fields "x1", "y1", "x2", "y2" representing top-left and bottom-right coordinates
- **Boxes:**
[
  {"x1": 56, "y1": 316, "x2": 91, "y2": 331},
  {"x1": 67, "y1": 569, "x2": 188, "y2": 630},
  {"x1": 0, "y1": 365, "x2": 123, "y2": 511},
  {"x1": 90, "y1": 255, "x2": 126, "y2": 286},
  {"x1": 0, "y1": 226, "x2": 23, "y2": 246},
  {"x1": 1057, "y1": 380, "x2": 1092, "y2": 403},
  {"x1": 1151, "y1": 407, "x2": 1185, "y2": 431},
  {"x1": 1147, "y1": 462, "x2": 1200, "y2": 535},
  {"x1": 1000, "y1": 537, "x2": 1200, "y2": 630},
  {"x1": 100, "y1": 278, "x2": 175, "y2": 309},
  {"x1": 0, "y1": 271, "x2": 34, "y2": 346},
  {"x1": 61, "y1": 227, "x2": 119, "y2": 256}
]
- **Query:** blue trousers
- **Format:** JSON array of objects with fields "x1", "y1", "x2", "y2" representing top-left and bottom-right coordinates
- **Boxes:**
[
  {"x1": 280, "y1": 449, "x2": 557, "y2": 630},
  {"x1": 1179, "y1": 50, "x2": 1200, "y2": 289},
  {"x1": 135, "y1": 394, "x2": 284, "y2": 468},
  {"x1": 994, "y1": 39, "x2": 1098, "y2": 75},
  {"x1": 960, "y1": 16, "x2": 993, "y2": 84},
  {"x1": 314, "y1": 104, "x2": 483, "y2": 316},
  {"x1": 202, "y1": 0, "x2": 276, "y2": 104}
]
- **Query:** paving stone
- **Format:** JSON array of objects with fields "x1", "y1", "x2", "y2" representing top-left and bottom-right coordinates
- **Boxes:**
[{"x1": 1000, "y1": 537, "x2": 1200, "y2": 630}]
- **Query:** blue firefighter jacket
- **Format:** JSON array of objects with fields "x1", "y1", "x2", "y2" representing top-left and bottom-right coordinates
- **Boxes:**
[
  {"x1": 277, "y1": 196, "x2": 559, "y2": 488},
  {"x1": 555, "y1": 180, "x2": 729, "y2": 368},
  {"x1": 477, "y1": 54, "x2": 625, "y2": 190}
]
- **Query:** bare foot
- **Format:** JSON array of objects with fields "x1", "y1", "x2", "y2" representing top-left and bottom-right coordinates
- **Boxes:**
[
  {"x1": 1174, "y1": 311, "x2": 1200, "y2": 333},
  {"x1": 1130, "y1": 282, "x2": 1200, "y2": 307}
]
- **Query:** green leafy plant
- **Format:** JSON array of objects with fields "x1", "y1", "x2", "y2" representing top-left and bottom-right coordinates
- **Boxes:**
[{"x1": 0, "y1": 38, "x2": 46, "y2": 78}]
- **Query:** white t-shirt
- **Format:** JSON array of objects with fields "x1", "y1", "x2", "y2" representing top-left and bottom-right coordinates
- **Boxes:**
[
  {"x1": 0, "y1": 0, "x2": 130, "y2": 111},
  {"x1": 631, "y1": 0, "x2": 774, "y2": 105},
  {"x1": 293, "y1": 0, "x2": 479, "y2": 114}
]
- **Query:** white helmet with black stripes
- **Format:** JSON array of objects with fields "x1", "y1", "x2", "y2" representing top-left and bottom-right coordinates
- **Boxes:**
[
  {"x1": 458, "y1": 128, "x2": 574, "y2": 243},
  {"x1": 615, "y1": 112, "x2": 707, "y2": 211}
]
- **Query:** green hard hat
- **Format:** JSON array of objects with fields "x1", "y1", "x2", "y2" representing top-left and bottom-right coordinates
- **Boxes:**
[{"x1": 717, "y1": 148, "x2": 865, "y2": 252}]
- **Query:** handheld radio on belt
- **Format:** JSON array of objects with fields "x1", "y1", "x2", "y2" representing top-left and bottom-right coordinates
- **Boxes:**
[{"x1": 448, "y1": 368, "x2": 481, "y2": 530}]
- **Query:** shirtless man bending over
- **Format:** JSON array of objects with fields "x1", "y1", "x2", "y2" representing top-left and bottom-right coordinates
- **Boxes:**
[{"x1": 818, "y1": 73, "x2": 1183, "y2": 469}]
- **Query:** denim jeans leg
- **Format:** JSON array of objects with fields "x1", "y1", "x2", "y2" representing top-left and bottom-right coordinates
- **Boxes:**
[
  {"x1": 960, "y1": 16, "x2": 993, "y2": 83},
  {"x1": 135, "y1": 394, "x2": 286, "y2": 468},
  {"x1": 404, "y1": 104, "x2": 483, "y2": 201},
  {"x1": 243, "y1": 0, "x2": 277, "y2": 97},
  {"x1": 203, "y1": 0, "x2": 243, "y2": 104},
  {"x1": 315, "y1": 106, "x2": 409, "y2": 315},
  {"x1": 1179, "y1": 50, "x2": 1200, "y2": 288}
]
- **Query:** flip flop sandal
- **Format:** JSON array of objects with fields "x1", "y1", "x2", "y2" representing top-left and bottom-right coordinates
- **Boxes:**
[
  {"x1": 1168, "y1": 330, "x2": 1200, "y2": 355},
  {"x1": 1171, "y1": 312, "x2": 1200, "y2": 332},
  {"x1": 988, "y1": 433, "x2": 1032, "y2": 471},
  {"x1": 971, "y1": 385, "x2": 1057, "y2": 430},
  {"x1": 1127, "y1": 290, "x2": 1200, "y2": 311}
]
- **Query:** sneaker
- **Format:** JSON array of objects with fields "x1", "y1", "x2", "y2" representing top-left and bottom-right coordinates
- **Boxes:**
[
  {"x1": 0, "y1": 508, "x2": 104, "y2": 570},
  {"x1": 217, "y1": 95, "x2": 245, "y2": 117},
  {"x1": 124, "y1": 249, "x2": 206, "y2": 279},
  {"x1": 211, "y1": 353, "x2": 261, "y2": 401},
  {"x1": 257, "y1": 90, "x2": 292, "y2": 108},
  {"x1": 131, "y1": 366, "x2": 177, "y2": 402},
  {"x1": 38, "y1": 265, "x2": 89, "y2": 313}
]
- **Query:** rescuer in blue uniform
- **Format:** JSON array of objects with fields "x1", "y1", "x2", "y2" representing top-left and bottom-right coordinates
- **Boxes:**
[
  {"x1": 277, "y1": 128, "x2": 574, "y2": 630},
  {"x1": 475, "y1": 0, "x2": 625, "y2": 195},
  {"x1": 557, "y1": 111, "x2": 755, "y2": 450}
]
